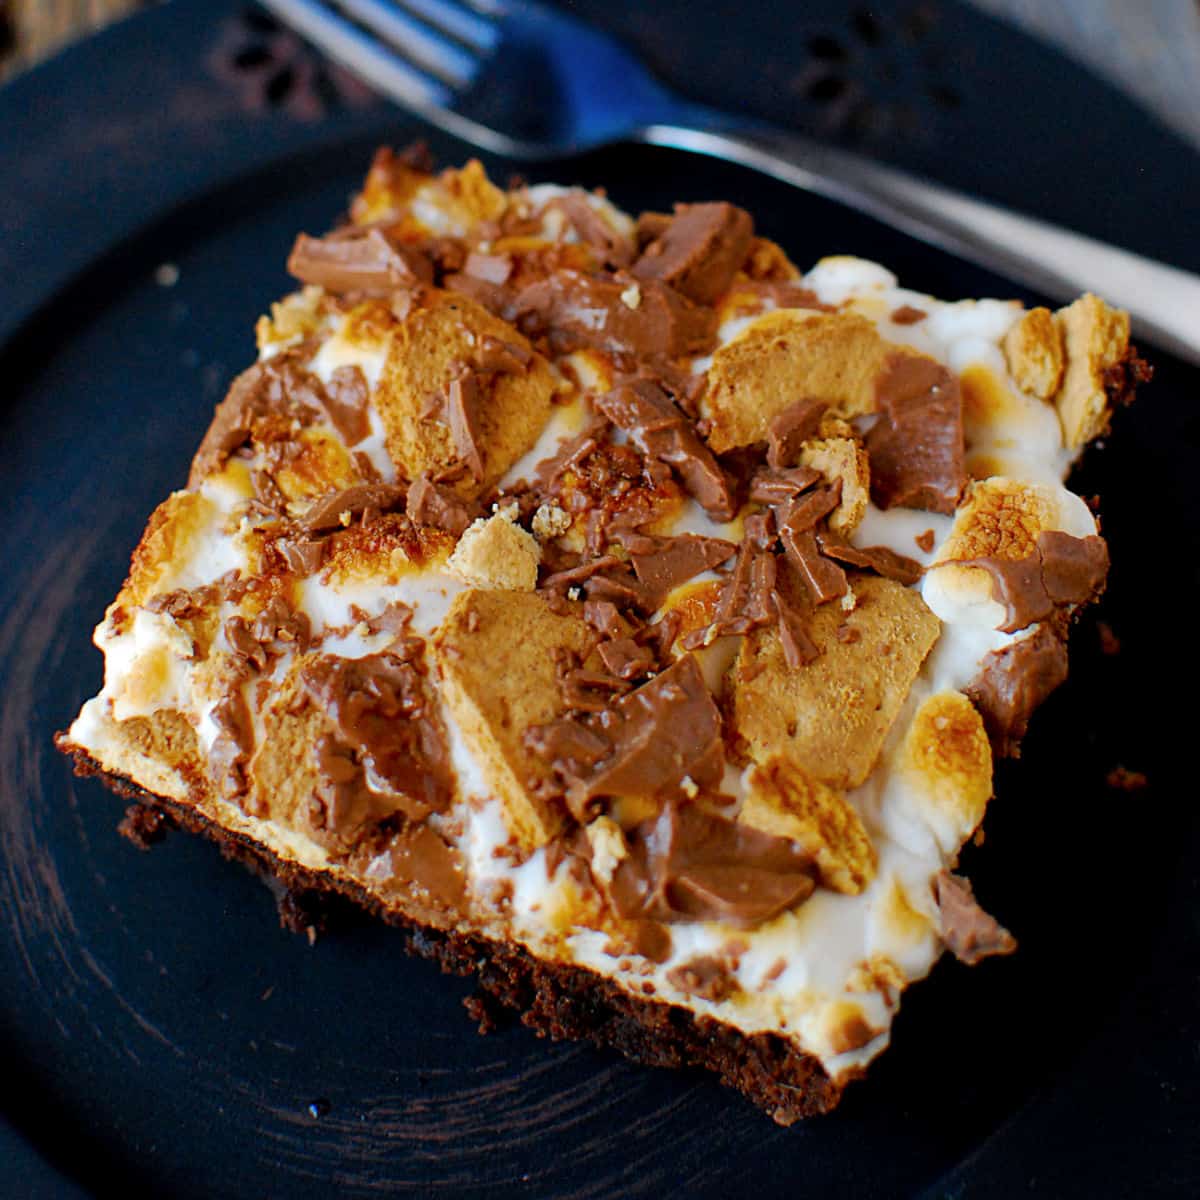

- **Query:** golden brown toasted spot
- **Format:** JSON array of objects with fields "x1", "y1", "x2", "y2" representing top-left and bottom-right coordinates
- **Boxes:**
[
  {"x1": 937, "y1": 477, "x2": 1057, "y2": 563},
  {"x1": 959, "y1": 364, "x2": 1024, "y2": 432},
  {"x1": 274, "y1": 427, "x2": 362, "y2": 503},
  {"x1": 374, "y1": 289, "x2": 557, "y2": 492},
  {"x1": 845, "y1": 954, "x2": 905, "y2": 996},
  {"x1": 350, "y1": 146, "x2": 430, "y2": 225},
  {"x1": 797, "y1": 437, "x2": 870, "y2": 536},
  {"x1": 321, "y1": 513, "x2": 455, "y2": 586},
  {"x1": 732, "y1": 576, "x2": 939, "y2": 789},
  {"x1": 741, "y1": 754, "x2": 877, "y2": 895},
  {"x1": 340, "y1": 298, "x2": 401, "y2": 348},
  {"x1": 256, "y1": 286, "x2": 326, "y2": 350},
  {"x1": 703, "y1": 311, "x2": 906, "y2": 453},
  {"x1": 822, "y1": 1000, "x2": 882, "y2": 1055},
  {"x1": 438, "y1": 158, "x2": 508, "y2": 226},
  {"x1": 1003, "y1": 307, "x2": 1064, "y2": 402},
  {"x1": 898, "y1": 692, "x2": 992, "y2": 843},
  {"x1": 874, "y1": 875, "x2": 934, "y2": 948},
  {"x1": 447, "y1": 511, "x2": 541, "y2": 591},
  {"x1": 1053, "y1": 293, "x2": 1130, "y2": 448},
  {"x1": 432, "y1": 590, "x2": 595, "y2": 849},
  {"x1": 120, "y1": 492, "x2": 217, "y2": 610},
  {"x1": 660, "y1": 578, "x2": 725, "y2": 638}
]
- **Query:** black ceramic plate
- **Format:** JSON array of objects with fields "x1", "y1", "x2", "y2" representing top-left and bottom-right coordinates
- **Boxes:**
[{"x1": 3, "y1": 3, "x2": 1198, "y2": 1197}]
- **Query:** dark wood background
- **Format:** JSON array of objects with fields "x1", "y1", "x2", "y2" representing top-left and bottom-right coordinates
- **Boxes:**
[{"x1": 3, "y1": 0, "x2": 1199, "y2": 150}]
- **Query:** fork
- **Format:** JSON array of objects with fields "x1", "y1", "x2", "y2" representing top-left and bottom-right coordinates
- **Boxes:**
[{"x1": 260, "y1": 0, "x2": 1200, "y2": 365}]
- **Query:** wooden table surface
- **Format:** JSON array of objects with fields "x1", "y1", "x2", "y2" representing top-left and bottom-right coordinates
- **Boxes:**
[{"x1": 2, "y1": 0, "x2": 1199, "y2": 150}]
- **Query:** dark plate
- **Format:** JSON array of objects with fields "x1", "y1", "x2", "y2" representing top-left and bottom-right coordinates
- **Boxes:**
[{"x1": 2, "y1": 2, "x2": 1198, "y2": 1197}]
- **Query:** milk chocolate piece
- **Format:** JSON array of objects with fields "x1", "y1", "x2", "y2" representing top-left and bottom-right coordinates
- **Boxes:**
[
  {"x1": 766, "y1": 399, "x2": 827, "y2": 469},
  {"x1": 866, "y1": 353, "x2": 965, "y2": 514},
  {"x1": 287, "y1": 227, "x2": 432, "y2": 295},
  {"x1": 631, "y1": 202, "x2": 754, "y2": 305},
  {"x1": 300, "y1": 484, "x2": 407, "y2": 533},
  {"x1": 934, "y1": 872, "x2": 1016, "y2": 965},
  {"x1": 406, "y1": 474, "x2": 475, "y2": 535}
]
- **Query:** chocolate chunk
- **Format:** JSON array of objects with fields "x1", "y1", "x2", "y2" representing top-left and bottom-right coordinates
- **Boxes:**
[
  {"x1": 666, "y1": 955, "x2": 740, "y2": 1002},
  {"x1": 300, "y1": 483, "x2": 407, "y2": 533},
  {"x1": 550, "y1": 193, "x2": 635, "y2": 268},
  {"x1": 188, "y1": 359, "x2": 321, "y2": 488},
  {"x1": 766, "y1": 399, "x2": 827, "y2": 469},
  {"x1": 866, "y1": 353, "x2": 965, "y2": 514},
  {"x1": 965, "y1": 531, "x2": 1109, "y2": 634},
  {"x1": 472, "y1": 333, "x2": 532, "y2": 375},
  {"x1": 445, "y1": 365, "x2": 485, "y2": 481},
  {"x1": 817, "y1": 534, "x2": 924, "y2": 586},
  {"x1": 934, "y1": 871, "x2": 1017, "y2": 965},
  {"x1": 772, "y1": 588, "x2": 820, "y2": 669},
  {"x1": 965, "y1": 623, "x2": 1069, "y2": 757},
  {"x1": 631, "y1": 202, "x2": 754, "y2": 305},
  {"x1": 608, "y1": 799, "x2": 817, "y2": 928},
  {"x1": 406, "y1": 475, "x2": 475, "y2": 536},
  {"x1": 225, "y1": 597, "x2": 310, "y2": 673},
  {"x1": 597, "y1": 637, "x2": 655, "y2": 681},
  {"x1": 779, "y1": 526, "x2": 848, "y2": 606},
  {"x1": 582, "y1": 599, "x2": 626, "y2": 639},
  {"x1": 209, "y1": 691, "x2": 254, "y2": 802},
  {"x1": 322, "y1": 365, "x2": 371, "y2": 446},
  {"x1": 560, "y1": 668, "x2": 631, "y2": 713},
  {"x1": 300, "y1": 649, "x2": 453, "y2": 841},
  {"x1": 890, "y1": 305, "x2": 927, "y2": 325},
  {"x1": 551, "y1": 655, "x2": 725, "y2": 816},
  {"x1": 287, "y1": 227, "x2": 432, "y2": 295},
  {"x1": 276, "y1": 537, "x2": 328, "y2": 577},
  {"x1": 515, "y1": 270, "x2": 716, "y2": 361},
  {"x1": 776, "y1": 483, "x2": 842, "y2": 536},
  {"x1": 628, "y1": 533, "x2": 737, "y2": 611},
  {"x1": 595, "y1": 380, "x2": 735, "y2": 520},
  {"x1": 748, "y1": 465, "x2": 821, "y2": 506}
]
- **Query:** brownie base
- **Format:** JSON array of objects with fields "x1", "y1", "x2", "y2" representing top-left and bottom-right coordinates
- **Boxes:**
[{"x1": 61, "y1": 742, "x2": 847, "y2": 1124}]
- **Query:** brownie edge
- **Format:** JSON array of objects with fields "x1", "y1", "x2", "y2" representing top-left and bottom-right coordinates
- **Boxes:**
[{"x1": 60, "y1": 740, "x2": 846, "y2": 1124}]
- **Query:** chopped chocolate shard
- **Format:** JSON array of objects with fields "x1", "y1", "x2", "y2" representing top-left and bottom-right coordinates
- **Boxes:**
[
  {"x1": 550, "y1": 193, "x2": 635, "y2": 268},
  {"x1": 556, "y1": 655, "x2": 726, "y2": 814},
  {"x1": 767, "y1": 399, "x2": 827, "y2": 469},
  {"x1": 933, "y1": 872, "x2": 1016, "y2": 965},
  {"x1": 608, "y1": 800, "x2": 817, "y2": 929},
  {"x1": 445, "y1": 365, "x2": 485, "y2": 481},
  {"x1": 209, "y1": 691, "x2": 255, "y2": 802},
  {"x1": 631, "y1": 202, "x2": 755, "y2": 305},
  {"x1": 406, "y1": 474, "x2": 475, "y2": 535},
  {"x1": 300, "y1": 483, "x2": 407, "y2": 533},
  {"x1": 867, "y1": 353, "x2": 965, "y2": 514},
  {"x1": 779, "y1": 526, "x2": 847, "y2": 607},
  {"x1": 299, "y1": 648, "x2": 453, "y2": 842},
  {"x1": 597, "y1": 637, "x2": 655, "y2": 681},
  {"x1": 287, "y1": 227, "x2": 432, "y2": 295},
  {"x1": 749, "y1": 466, "x2": 821, "y2": 506},
  {"x1": 628, "y1": 533, "x2": 737, "y2": 611},
  {"x1": 354, "y1": 822, "x2": 466, "y2": 919},
  {"x1": 595, "y1": 380, "x2": 735, "y2": 520},
  {"x1": 463, "y1": 251, "x2": 514, "y2": 285},
  {"x1": 225, "y1": 597, "x2": 311, "y2": 672},
  {"x1": 515, "y1": 270, "x2": 716, "y2": 361},
  {"x1": 817, "y1": 535, "x2": 924, "y2": 586},
  {"x1": 771, "y1": 589, "x2": 819, "y2": 669},
  {"x1": 276, "y1": 537, "x2": 328, "y2": 577},
  {"x1": 965, "y1": 623, "x2": 1068, "y2": 757},
  {"x1": 321, "y1": 365, "x2": 372, "y2": 446}
]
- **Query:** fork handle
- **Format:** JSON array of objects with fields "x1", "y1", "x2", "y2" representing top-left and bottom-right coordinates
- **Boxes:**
[{"x1": 642, "y1": 121, "x2": 1200, "y2": 366}]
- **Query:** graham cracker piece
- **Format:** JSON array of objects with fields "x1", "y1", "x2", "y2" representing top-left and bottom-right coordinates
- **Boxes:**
[
  {"x1": 120, "y1": 491, "x2": 219, "y2": 610},
  {"x1": 1052, "y1": 293, "x2": 1130, "y2": 448},
  {"x1": 703, "y1": 311, "x2": 908, "y2": 452},
  {"x1": 249, "y1": 658, "x2": 327, "y2": 830},
  {"x1": 432, "y1": 590, "x2": 595, "y2": 849},
  {"x1": 897, "y1": 691, "x2": 992, "y2": 852},
  {"x1": 732, "y1": 575, "x2": 940, "y2": 789},
  {"x1": 742, "y1": 754, "x2": 877, "y2": 894},
  {"x1": 1002, "y1": 307, "x2": 1064, "y2": 402},
  {"x1": 374, "y1": 290, "x2": 557, "y2": 492},
  {"x1": 798, "y1": 437, "x2": 870, "y2": 535},
  {"x1": 448, "y1": 511, "x2": 541, "y2": 591}
]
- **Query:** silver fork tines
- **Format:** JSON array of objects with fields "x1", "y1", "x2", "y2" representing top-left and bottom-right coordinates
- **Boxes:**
[{"x1": 259, "y1": 0, "x2": 1200, "y2": 363}]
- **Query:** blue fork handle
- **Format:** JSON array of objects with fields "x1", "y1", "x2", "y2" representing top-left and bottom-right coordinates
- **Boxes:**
[{"x1": 642, "y1": 120, "x2": 1200, "y2": 366}]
